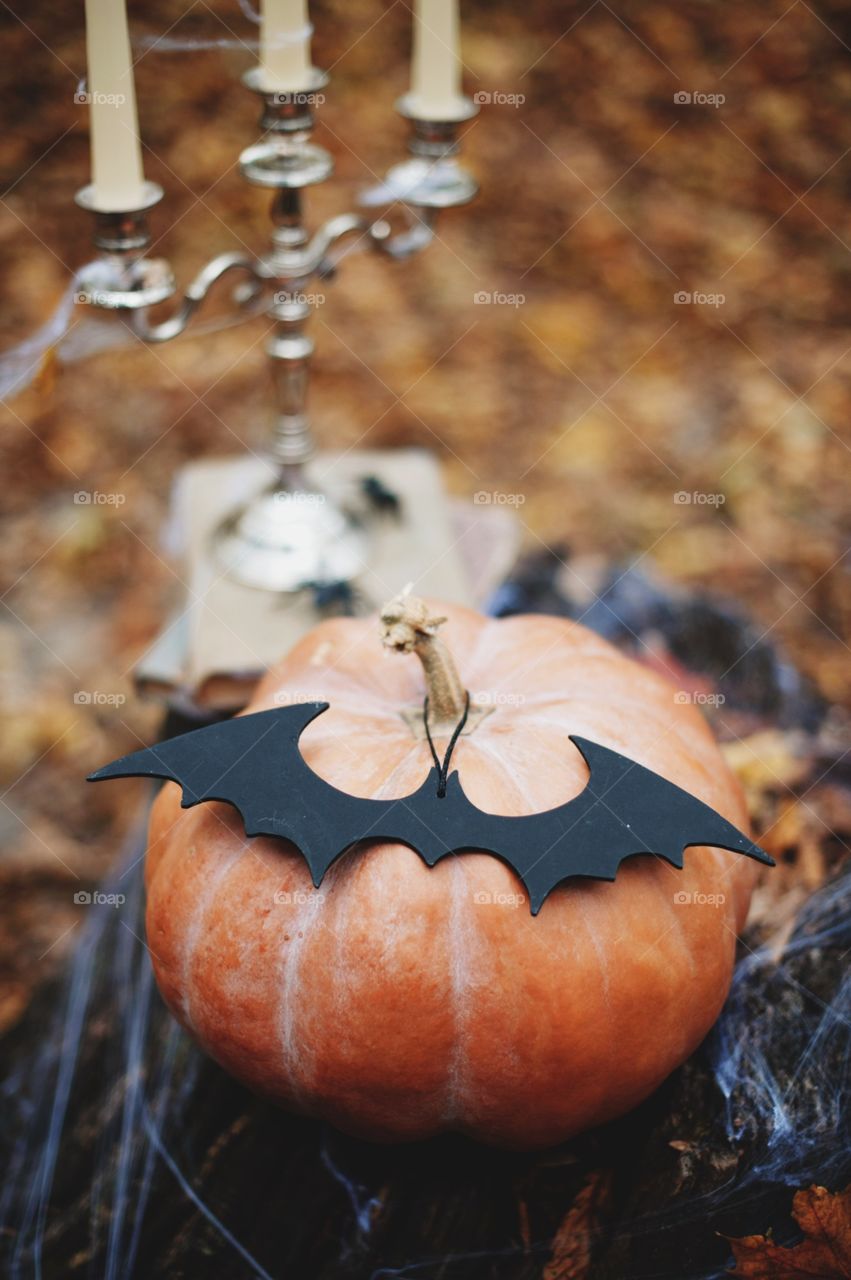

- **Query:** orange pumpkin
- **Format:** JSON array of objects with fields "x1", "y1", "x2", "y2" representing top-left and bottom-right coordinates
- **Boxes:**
[{"x1": 145, "y1": 596, "x2": 759, "y2": 1148}]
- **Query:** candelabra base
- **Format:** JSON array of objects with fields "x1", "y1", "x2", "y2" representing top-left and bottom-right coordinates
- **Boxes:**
[{"x1": 213, "y1": 484, "x2": 369, "y2": 592}]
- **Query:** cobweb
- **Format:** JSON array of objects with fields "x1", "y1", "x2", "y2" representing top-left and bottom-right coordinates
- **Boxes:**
[{"x1": 1, "y1": 801, "x2": 848, "y2": 1280}]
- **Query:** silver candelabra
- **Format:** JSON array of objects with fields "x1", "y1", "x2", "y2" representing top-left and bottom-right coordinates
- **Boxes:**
[{"x1": 73, "y1": 68, "x2": 478, "y2": 592}]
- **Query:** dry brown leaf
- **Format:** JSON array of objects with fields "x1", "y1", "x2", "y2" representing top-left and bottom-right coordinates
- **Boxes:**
[
  {"x1": 543, "y1": 1170, "x2": 612, "y2": 1280},
  {"x1": 726, "y1": 1184, "x2": 851, "y2": 1278},
  {"x1": 721, "y1": 731, "x2": 811, "y2": 808}
]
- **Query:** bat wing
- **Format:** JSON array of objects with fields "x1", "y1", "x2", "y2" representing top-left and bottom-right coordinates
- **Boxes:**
[
  {"x1": 90, "y1": 705, "x2": 466, "y2": 887},
  {"x1": 88, "y1": 703, "x2": 328, "y2": 804},
  {"x1": 431, "y1": 735, "x2": 773, "y2": 914},
  {"x1": 90, "y1": 710, "x2": 773, "y2": 915},
  {"x1": 87, "y1": 702, "x2": 401, "y2": 886}
]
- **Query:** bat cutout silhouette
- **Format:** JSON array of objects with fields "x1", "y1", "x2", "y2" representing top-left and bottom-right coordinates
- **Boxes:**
[{"x1": 88, "y1": 702, "x2": 773, "y2": 915}]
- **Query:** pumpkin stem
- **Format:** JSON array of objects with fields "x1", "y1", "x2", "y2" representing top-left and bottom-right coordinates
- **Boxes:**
[{"x1": 380, "y1": 590, "x2": 469, "y2": 731}]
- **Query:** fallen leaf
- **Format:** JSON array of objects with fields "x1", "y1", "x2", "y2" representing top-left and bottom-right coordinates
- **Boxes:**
[
  {"x1": 543, "y1": 1170, "x2": 612, "y2": 1280},
  {"x1": 726, "y1": 1183, "x2": 851, "y2": 1278},
  {"x1": 721, "y1": 731, "x2": 811, "y2": 807}
]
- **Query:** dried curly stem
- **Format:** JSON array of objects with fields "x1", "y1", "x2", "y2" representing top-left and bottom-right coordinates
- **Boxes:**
[{"x1": 380, "y1": 591, "x2": 468, "y2": 727}]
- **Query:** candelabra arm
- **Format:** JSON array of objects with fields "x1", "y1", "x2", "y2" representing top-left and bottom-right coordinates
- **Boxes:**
[
  {"x1": 373, "y1": 207, "x2": 436, "y2": 261},
  {"x1": 132, "y1": 251, "x2": 267, "y2": 343},
  {"x1": 303, "y1": 212, "x2": 390, "y2": 278},
  {"x1": 304, "y1": 208, "x2": 435, "y2": 273}
]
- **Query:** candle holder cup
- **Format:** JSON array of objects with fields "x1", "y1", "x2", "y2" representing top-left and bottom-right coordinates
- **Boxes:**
[
  {"x1": 376, "y1": 93, "x2": 479, "y2": 210},
  {"x1": 73, "y1": 182, "x2": 176, "y2": 309}
]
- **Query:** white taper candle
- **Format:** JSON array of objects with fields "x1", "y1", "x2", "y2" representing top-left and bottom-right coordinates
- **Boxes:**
[
  {"x1": 410, "y1": 0, "x2": 467, "y2": 121},
  {"x1": 84, "y1": 0, "x2": 147, "y2": 212},
  {"x1": 260, "y1": 0, "x2": 314, "y2": 93}
]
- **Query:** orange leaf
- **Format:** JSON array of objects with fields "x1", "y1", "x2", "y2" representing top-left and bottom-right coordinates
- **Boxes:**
[{"x1": 726, "y1": 1184, "x2": 851, "y2": 1278}]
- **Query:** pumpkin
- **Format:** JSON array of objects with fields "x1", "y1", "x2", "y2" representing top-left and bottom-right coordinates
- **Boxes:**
[{"x1": 145, "y1": 594, "x2": 760, "y2": 1149}]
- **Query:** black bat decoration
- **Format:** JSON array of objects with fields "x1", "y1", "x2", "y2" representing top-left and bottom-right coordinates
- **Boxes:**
[{"x1": 88, "y1": 702, "x2": 773, "y2": 915}]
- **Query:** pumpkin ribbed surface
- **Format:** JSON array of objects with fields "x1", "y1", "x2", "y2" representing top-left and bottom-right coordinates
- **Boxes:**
[{"x1": 145, "y1": 603, "x2": 757, "y2": 1148}]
